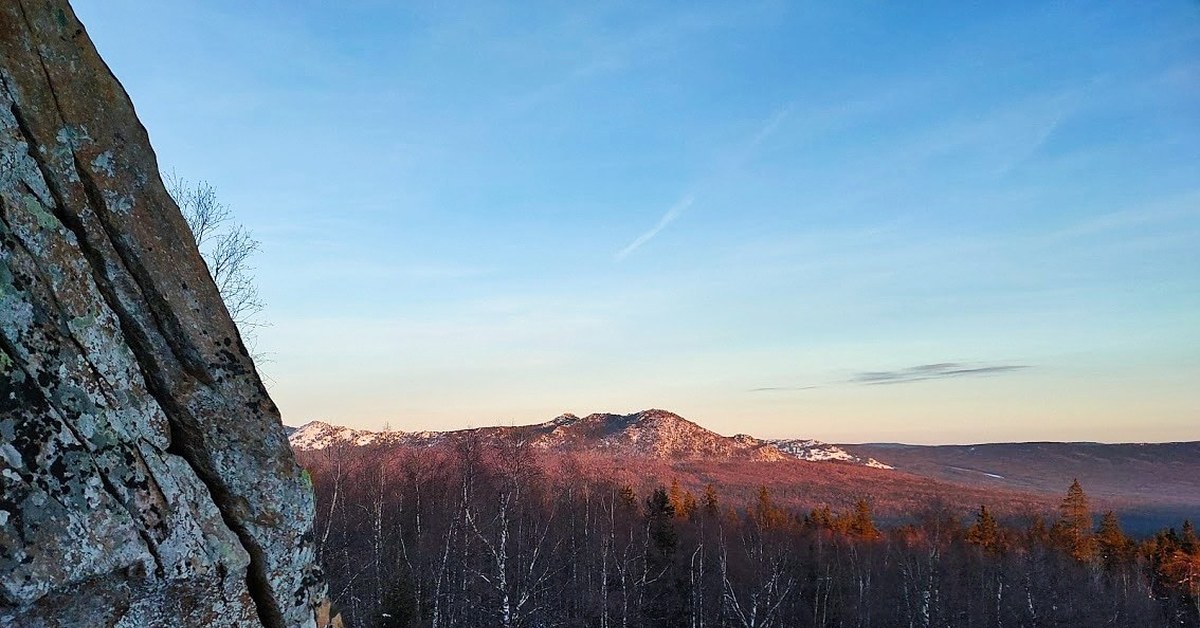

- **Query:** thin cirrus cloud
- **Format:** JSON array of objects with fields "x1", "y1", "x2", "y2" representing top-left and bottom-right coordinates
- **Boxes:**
[
  {"x1": 614, "y1": 194, "x2": 695, "y2": 261},
  {"x1": 614, "y1": 103, "x2": 794, "y2": 262},
  {"x1": 750, "y1": 363, "x2": 1030, "y2": 392},
  {"x1": 852, "y1": 363, "x2": 1030, "y2": 385},
  {"x1": 748, "y1": 385, "x2": 820, "y2": 393}
]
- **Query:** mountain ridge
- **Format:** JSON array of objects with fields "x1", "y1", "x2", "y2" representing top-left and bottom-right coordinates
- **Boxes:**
[{"x1": 288, "y1": 408, "x2": 894, "y2": 468}]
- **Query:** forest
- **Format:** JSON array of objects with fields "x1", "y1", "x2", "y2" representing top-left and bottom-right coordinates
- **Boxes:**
[{"x1": 298, "y1": 438, "x2": 1200, "y2": 628}]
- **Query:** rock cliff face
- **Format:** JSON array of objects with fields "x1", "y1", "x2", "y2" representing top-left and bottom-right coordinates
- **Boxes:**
[{"x1": 0, "y1": 2, "x2": 325, "y2": 626}]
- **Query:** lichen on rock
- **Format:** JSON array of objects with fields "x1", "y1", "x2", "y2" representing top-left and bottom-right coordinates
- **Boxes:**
[{"x1": 0, "y1": 2, "x2": 326, "y2": 626}]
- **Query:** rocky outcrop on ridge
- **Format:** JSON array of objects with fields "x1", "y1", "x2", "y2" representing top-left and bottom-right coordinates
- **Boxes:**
[{"x1": 0, "y1": 2, "x2": 325, "y2": 626}]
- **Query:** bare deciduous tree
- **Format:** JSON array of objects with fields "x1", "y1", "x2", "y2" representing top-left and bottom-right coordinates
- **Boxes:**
[
  {"x1": 165, "y1": 172, "x2": 265, "y2": 338},
  {"x1": 293, "y1": 444, "x2": 1192, "y2": 628}
]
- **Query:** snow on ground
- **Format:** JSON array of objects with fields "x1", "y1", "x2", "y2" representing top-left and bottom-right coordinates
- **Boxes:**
[
  {"x1": 288, "y1": 421, "x2": 408, "y2": 450},
  {"x1": 770, "y1": 439, "x2": 895, "y2": 469}
]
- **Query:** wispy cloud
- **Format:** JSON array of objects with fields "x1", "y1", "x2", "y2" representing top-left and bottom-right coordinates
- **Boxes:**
[
  {"x1": 614, "y1": 104, "x2": 794, "y2": 261},
  {"x1": 1043, "y1": 191, "x2": 1200, "y2": 242},
  {"x1": 613, "y1": 195, "x2": 695, "y2": 261},
  {"x1": 747, "y1": 104, "x2": 794, "y2": 150},
  {"x1": 748, "y1": 385, "x2": 819, "y2": 393},
  {"x1": 748, "y1": 362, "x2": 1027, "y2": 393},
  {"x1": 852, "y1": 363, "x2": 1029, "y2": 385}
]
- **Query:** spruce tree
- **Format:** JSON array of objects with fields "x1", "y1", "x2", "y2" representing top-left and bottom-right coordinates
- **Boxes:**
[
  {"x1": 1095, "y1": 511, "x2": 1130, "y2": 571},
  {"x1": 1055, "y1": 478, "x2": 1094, "y2": 561},
  {"x1": 1182, "y1": 519, "x2": 1198, "y2": 553},
  {"x1": 642, "y1": 487, "x2": 684, "y2": 626},
  {"x1": 668, "y1": 478, "x2": 685, "y2": 515},
  {"x1": 754, "y1": 486, "x2": 788, "y2": 530},
  {"x1": 701, "y1": 483, "x2": 720, "y2": 518},
  {"x1": 966, "y1": 504, "x2": 1002, "y2": 555},
  {"x1": 850, "y1": 499, "x2": 880, "y2": 539}
]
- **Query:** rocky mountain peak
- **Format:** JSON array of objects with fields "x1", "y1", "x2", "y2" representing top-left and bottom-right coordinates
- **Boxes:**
[
  {"x1": 549, "y1": 413, "x2": 580, "y2": 426},
  {"x1": 634, "y1": 408, "x2": 689, "y2": 422}
]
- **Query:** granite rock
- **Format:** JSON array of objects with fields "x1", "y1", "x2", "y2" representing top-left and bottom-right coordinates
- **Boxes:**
[{"x1": 0, "y1": 2, "x2": 325, "y2": 626}]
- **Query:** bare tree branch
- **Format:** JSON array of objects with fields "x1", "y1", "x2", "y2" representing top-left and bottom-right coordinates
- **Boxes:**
[{"x1": 166, "y1": 171, "x2": 266, "y2": 347}]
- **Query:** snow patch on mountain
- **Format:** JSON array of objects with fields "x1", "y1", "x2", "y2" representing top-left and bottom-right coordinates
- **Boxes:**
[
  {"x1": 288, "y1": 421, "x2": 371, "y2": 450},
  {"x1": 769, "y1": 439, "x2": 895, "y2": 469},
  {"x1": 287, "y1": 421, "x2": 417, "y2": 450}
]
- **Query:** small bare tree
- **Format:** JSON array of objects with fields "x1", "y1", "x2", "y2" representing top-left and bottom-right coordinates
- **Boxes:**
[{"x1": 166, "y1": 172, "x2": 265, "y2": 341}]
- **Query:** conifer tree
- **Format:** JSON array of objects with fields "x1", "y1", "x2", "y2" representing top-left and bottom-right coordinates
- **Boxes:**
[
  {"x1": 667, "y1": 479, "x2": 697, "y2": 519},
  {"x1": 966, "y1": 504, "x2": 1002, "y2": 555},
  {"x1": 1054, "y1": 478, "x2": 1095, "y2": 561},
  {"x1": 753, "y1": 486, "x2": 788, "y2": 530},
  {"x1": 808, "y1": 505, "x2": 834, "y2": 530},
  {"x1": 668, "y1": 479, "x2": 685, "y2": 515},
  {"x1": 643, "y1": 487, "x2": 684, "y2": 626},
  {"x1": 701, "y1": 483, "x2": 720, "y2": 518},
  {"x1": 1095, "y1": 511, "x2": 1131, "y2": 572},
  {"x1": 680, "y1": 491, "x2": 697, "y2": 520},
  {"x1": 1060, "y1": 479, "x2": 1090, "y2": 529},
  {"x1": 646, "y1": 487, "x2": 678, "y2": 553},
  {"x1": 1027, "y1": 513, "x2": 1050, "y2": 545},
  {"x1": 849, "y1": 499, "x2": 879, "y2": 539}
]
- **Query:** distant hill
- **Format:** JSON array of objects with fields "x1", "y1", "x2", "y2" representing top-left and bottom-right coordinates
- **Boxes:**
[
  {"x1": 290, "y1": 408, "x2": 891, "y2": 467},
  {"x1": 288, "y1": 410, "x2": 1200, "y2": 532},
  {"x1": 844, "y1": 441, "x2": 1200, "y2": 532}
]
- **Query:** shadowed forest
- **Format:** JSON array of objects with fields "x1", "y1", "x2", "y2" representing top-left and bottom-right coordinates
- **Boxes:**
[{"x1": 298, "y1": 440, "x2": 1200, "y2": 628}]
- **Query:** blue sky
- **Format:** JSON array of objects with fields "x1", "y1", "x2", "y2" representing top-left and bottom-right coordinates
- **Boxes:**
[{"x1": 73, "y1": 1, "x2": 1198, "y2": 443}]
